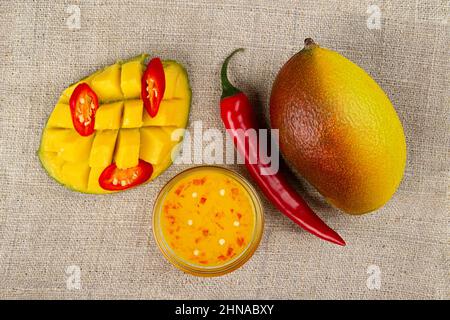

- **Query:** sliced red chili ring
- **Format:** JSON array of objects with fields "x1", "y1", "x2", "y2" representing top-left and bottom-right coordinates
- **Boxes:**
[
  {"x1": 141, "y1": 57, "x2": 165, "y2": 118},
  {"x1": 69, "y1": 83, "x2": 99, "y2": 136},
  {"x1": 99, "y1": 159, "x2": 153, "y2": 191}
]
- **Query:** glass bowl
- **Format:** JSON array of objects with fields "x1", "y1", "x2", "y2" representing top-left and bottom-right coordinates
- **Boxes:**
[{"x1": 152, "y1": 165, "x2": 264, "y2": 277}]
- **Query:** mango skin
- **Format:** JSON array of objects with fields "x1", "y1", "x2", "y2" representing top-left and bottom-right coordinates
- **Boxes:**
[{"x1": 270, "y1": 42, "x2": 406, "y2": 214}]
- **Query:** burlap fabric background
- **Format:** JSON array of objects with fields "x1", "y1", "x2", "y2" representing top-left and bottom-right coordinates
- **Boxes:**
[{"x1": 0, "y1": 0, "x2": 448, "y2": 300}]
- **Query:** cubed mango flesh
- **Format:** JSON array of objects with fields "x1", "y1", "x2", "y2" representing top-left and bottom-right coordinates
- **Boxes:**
[
  {"x1": 142, "y1": 99, "x2": 189, "y2": 128},
  {"x1": 161, "y1": 62, "x2": 180, "y2": 100},
  {"x1": 114, "y1": 129, "x2": 140, "y2": 168},
  {"x1": 41, "y1": 129, "x2": 71, "y2": 153},
  {"x1": 142, "y1": 99, "x2": 189, "y2": 127},
  {"x1": 121, "y1": 56, "x2": 145, "y2": 99},
  {"x1": 39, "y1": 152, "x2": 65, "y2": 180},
  {"x1": 59, "y1": 131, "x2": 95, "y2": 162},
  {"x1": 61, "y1": 161, "x2": 90, "y2": 190},
  {"x1": 151, "y1": 152, "x2": 175, "y2": 178},
  {"x1": 122, "y1": 100, "x2": 143, "y2": 128},
  {"x1": 47, "y1": 103, "x2": 73, "y2": 128},
  {"x1": 61, "y1": 69, "x2": 101, "y2": 101},
  {"x1": 94, "y1": 102, "x2": 123, "y2": 130},
  {"x1": 162, "y1": 126, "x2": 185, "y2": 142},
  {"x1": 174, "y1": 70, "x2": 191, "y2": 99},
  {"x1": 89, "y1": 130, "x2": 118, "y2": 167},
  {"x1": 140, "y1": 127, "x2": 175, "y2": 165},
  {"x1": 91, "y1": 63, "x2": 123, "y2": 102},
  {"x1": 87, "y1": 166, "x2": 113, "y2": 194}
]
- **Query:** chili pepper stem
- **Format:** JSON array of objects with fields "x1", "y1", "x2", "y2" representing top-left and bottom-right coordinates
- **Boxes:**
[{"x1": 221, "y1": 48, "x2": 244, "y2": 99}]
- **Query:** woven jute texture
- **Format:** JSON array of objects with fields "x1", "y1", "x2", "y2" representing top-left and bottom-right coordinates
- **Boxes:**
[{"x1": 0, "y1": 0, "x2": 448, "y2": 299}]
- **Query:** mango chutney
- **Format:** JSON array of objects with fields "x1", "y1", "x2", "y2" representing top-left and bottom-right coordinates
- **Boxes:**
[{"x1": 152, "y1": 166, "x2": 264, "y2": 276}]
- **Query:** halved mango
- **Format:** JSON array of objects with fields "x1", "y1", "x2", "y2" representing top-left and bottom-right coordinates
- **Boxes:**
[{"x1": 38, "y1": 58, "x2": 191, "y2": 194}]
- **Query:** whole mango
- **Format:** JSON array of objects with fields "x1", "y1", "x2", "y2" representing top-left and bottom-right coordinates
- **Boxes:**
[{"x1": 270, "y1": 38, "x2": 406, "y2": 214}]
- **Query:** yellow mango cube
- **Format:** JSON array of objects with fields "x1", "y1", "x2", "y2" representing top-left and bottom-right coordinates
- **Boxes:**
[
  {"x1": 140, "y1": 127, "x2": 173, "y2": 164},
  {"x1": 94, "y1": 102, "x2": 123, "y2": 130},
  {"x1": 89, "y1": 130, "x2": 118, "y2": 167},
  {"x1": 61, "y1": 161, "x2": 90, "y2": 191},
  {"x1": 121, "y1": 59, "x2": 144, "y2": 99},
  {"x1": 87, "y1": 166, "x2": 113, "y2": 194},
  {"x1": 57, "y1": 94, "x2": 69, "y2": 105},
  {"x1": 41, "y1": 129, "x2": 71, "y2": 153},
  {"x1": 174, "y1": 69, "x2": 190, "y2": 99},
  {"x1": 162, "y1": 62, "x2": 180, "y2": 100},
  {"x1": 59, "y1": 131, "x2": 95, "y2": 162},
  {"x1": 142, "y1": 99, "x2": 189, "y2": 127},
  {"x1": 61, "y1": 70, "x2": 101, "y2": 100},
  {"x1": 122, "y1": 100, "x2": 143, "y2": 128},
  {"x1": 39, "y1": 152, "x2": 65, "y2": 180},
  {"x1": 91, "y1": 63, "x2": 123, "y2": 102},
  {"x1": 114, "y1": 129, "x2": 140, "y2": 168},
  {"x1": 62, "y1": 81, "x2": 84, "y2": 100},
  {"x1": 162, "y1": 126, "x2": 185, "y2": 142},
  {"x1": 47, "y1": 103, "x2": 73, "y2": 128},
  {"x1": 151, "y1": 152, "x2": 175, "y2": 178}
]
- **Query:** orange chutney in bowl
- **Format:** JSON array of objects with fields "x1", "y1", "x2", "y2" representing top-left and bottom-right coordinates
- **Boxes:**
[{"x1": 152, "y1": 166, "x2": 264, "y2": 276}]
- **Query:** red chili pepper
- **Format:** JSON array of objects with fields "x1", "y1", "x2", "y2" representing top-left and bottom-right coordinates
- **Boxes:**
[
  {"x1": 99, "y1": 159, "x2": 153, "y2": 191},
  {"x1": 141, "y1": 57, "x2": 165, "y2": 118},
  {"x1": 220, "y1": 49, "x2": 346, "y2": 246},
  {"x1": 69, "y1": 83, "x2": 98, "y2": 136}
]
